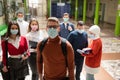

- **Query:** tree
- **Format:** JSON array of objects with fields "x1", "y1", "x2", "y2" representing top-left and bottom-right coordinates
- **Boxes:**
[{"x1": 3, "y1": 0, "x2": 9, "y2": 24}]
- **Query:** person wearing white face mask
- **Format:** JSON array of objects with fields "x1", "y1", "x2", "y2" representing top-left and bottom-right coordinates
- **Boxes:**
[
  {"x1": 17, "y1": 12, "x2": 29, "y2": 36},
  {"x1": 37, "y1": 17, "x2": 75, "y2": 80},
  {"x1": 88, "y1": 25, "x2": 101, "y2": 40},
  {"x1": 59, "y1": 13, "x2": 75, "y2": 39},
  {"x1": 67, "y1": 21, "x2": 88, "y2": 80},
  {"x1": 77, "y1": 25, "x2": 102, "y2": 80},
  {"x1": 1, "y1": 21, "x2": 29, "y2": 80},
  {"x1": 26, "y1": 18, "x2": 45, "y2": 80}
]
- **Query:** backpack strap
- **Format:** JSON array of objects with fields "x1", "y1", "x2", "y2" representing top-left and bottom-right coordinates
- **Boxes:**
[
  {"x1": 39, "y1": 38, "x2": 48, "y2": 63},
  {"x1": 61, "y1": 38, "x2": 68, "y2": 67}
]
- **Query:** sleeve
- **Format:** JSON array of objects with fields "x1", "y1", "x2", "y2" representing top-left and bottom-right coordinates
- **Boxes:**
[
  {"x1": 59, "y1": 23, "x2": 62, "y2": 36},
  {"x1": 36, "y1": 41, "x2": 43, "y2": 74},
  {"x1": 71, "y1": 24, "x2": 75, "y2": 31},
  {"x1": 1, "y1": 40, "x2": 7, "y2": 66},
  {"x1": 82, "y1": 40, "x2": 101, "y2": 57},
  {"x1": 66, "y1": 41, "x2": 75, "y2": 80},
  {"x1": 23, "y1": 36, "x2": 30, "y2": 56},
  {"x1": 85, "y1": 33, "x2": 88, "y2": 48},
  {"x1": 67, "y1": 33, "x2": 74, "y2": 45},
  {"x1": 69, "y1": 23, "x2": 75, "y2": 32}
]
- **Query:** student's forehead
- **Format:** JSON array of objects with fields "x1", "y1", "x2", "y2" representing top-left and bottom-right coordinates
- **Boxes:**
[
  {"x1": 47, "y1": 21, "x2": 58, "y2": 25},
  {"x1": 63, "y1": 15, "x2": 69, "y2": 17},
  {"x1": 31, "y1": 21, "x2": 38, "y2": 24},
  {"x1": 11, "y1": 25, "x2": 18, "y2": 28},
  {"x1": 18, "y1": 13, "x2": 23, "y2": 16}
]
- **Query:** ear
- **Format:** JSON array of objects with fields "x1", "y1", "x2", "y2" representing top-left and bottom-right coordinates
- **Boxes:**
[
  {"x1": 46, "y1": 27, "x2": 48, "y2": 31},
  {"x1": 57, "y1": 26, "x2": 60, "y2": 32}
]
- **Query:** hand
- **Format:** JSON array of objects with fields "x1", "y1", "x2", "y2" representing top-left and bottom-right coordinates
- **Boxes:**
[
  {"x1": 21, "y1": 55, "x2": 28, "y2": 60},
  {"x1": 2, "y1": 66, "x2": 8, "y2": 72},
  {"x1": 39, "y1": 74, "x2": 43, "y2": 80},
  {"x1": 68, "y1": 26, "x2": 73, "y2": 31}
]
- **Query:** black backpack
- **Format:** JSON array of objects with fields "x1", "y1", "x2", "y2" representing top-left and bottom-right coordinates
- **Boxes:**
[{"x1": 39, "y1": 38, "x2": 68, "y2": 67}]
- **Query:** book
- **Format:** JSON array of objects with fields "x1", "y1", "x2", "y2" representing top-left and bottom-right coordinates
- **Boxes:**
[{"x1": 77, "y1": 48, "x2": 92, "y2": 54}]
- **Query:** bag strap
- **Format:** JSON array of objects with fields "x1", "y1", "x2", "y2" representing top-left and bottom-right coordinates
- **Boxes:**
[
  {"x1": 61, "y1": 38, "x2": 67, "y2": 67},
  {"x1": 39, "y1": 38, "x2": 48, "y2": 63}
]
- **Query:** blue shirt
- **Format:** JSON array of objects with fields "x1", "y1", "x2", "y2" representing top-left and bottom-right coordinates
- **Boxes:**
[
  {"x1": 67, "y1": 30, "x2": 88, "y2": 55},
  {"x1": 59, "y1": 22, "x2": 75, "y2": 39}
]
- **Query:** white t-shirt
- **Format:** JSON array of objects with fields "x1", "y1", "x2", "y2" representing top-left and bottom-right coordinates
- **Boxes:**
[
  {"x1": 17, "y1": 20, "x2": 29, "y2": 36},
  {"x1": 26, "y1": 30, "x2": 44, "y2": 42},
  {"x1": 26, "y1": 30, "x2": 45, "y2": 52}
]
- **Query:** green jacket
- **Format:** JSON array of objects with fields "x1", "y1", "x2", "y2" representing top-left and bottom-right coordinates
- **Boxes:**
[{"x1": 0, "y1": 24, "x2": 7, "y2": 36}]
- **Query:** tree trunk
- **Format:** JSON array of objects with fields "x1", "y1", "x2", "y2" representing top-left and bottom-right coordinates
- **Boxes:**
[{"x1": 3, "y1": 0, "x2": 9, "y2": 24}]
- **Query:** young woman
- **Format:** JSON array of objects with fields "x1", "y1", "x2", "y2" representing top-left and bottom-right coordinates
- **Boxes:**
[
  {"x1": 1, "y1": 21, "x2": 29, "y2": 80},
  {"x1": 26, "y1": 18, "x2": 44, "y2": 80},
  {"x1": 77, "y1": 25, "x2": 102, "y2": 80}
]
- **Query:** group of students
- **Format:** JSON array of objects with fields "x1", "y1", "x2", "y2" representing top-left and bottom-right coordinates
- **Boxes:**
[{"x1": 0, "y1": 12, "x2": 102, "y2": 80}]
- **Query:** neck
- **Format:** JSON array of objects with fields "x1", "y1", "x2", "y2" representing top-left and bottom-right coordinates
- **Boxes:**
[
  {"x1": 64, "y1": 22, "x2": 68, "y2": 24},
  {"x1": 10, "y1": 35, "x2": 17, "y2": 40}
]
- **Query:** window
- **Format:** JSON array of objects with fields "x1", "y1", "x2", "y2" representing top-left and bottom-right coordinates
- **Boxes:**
[
  {"x1": 0, "y1": 1, "x2": 3, "y2": 16},
  {"x1": 99, "y1": 3, "x2": 102, "y2": 11},
  {"x1": 89, "y1": 3, "x2": 92, "y2": 11}
]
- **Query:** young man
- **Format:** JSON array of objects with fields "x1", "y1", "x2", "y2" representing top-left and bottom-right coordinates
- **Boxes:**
[
  {"x1": 16, "y1": 12, "x2": 29, "y2": 36},
  {"x1": 59, "y1": 13, "x2": 75, "y2": 39},
  {"x1": 37, "y1": 17, "x2": 75, "y2": 80},
  {"x1": 67, "y1": 21, "x2": 88, "y2": 80}
]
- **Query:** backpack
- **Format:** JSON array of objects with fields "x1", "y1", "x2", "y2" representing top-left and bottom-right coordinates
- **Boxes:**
[{"x1": 39, "y1": 38, "x2": 68, "y2": 67}]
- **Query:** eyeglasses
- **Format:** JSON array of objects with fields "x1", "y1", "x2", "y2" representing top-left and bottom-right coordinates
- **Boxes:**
[{"x1": 47, "y1": 25, "x2": 58, "y2": 29}]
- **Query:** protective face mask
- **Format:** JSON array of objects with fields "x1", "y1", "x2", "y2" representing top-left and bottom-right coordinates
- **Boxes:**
[
  {"x1": 47, "y1": 28, "x2": 58, "y2": 39},
  {"x1": 10, "y1": 29, "x2": 18, "y2": 35},
  {"x1": 88, "y1": 34, "x2": 95, "y2": 39},
  {"x1": 31, "y1": 25, "x2": 38, "y2": 31},
  {"x1": 63, "y1": 18, "x2": 69, "y2": 22},
  {"x1": 78, "y1": 30, "x2": 84, "y2": 34},
  {"x1": 17, "y1": 17, "x2": 23, "y2": 22}
]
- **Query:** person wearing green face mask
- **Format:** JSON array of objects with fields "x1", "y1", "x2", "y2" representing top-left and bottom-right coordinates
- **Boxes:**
[
  {"x1": 59, "y1": 13, "x2": 75, "y2": 39},
  {"x1": 37, "y1": 17, "x2": 75, "y2": 80}
]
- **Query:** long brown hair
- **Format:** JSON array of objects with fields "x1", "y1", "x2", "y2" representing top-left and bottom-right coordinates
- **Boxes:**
[
  {"x1": 5, "y1": 21, "x2": 21, "y2": 38},
  {"x1": 28, "y1": 18, "x2": 39, "y2": 32}
]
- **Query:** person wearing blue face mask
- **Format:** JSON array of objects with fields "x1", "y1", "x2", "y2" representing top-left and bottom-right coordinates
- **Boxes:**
[
  {"x1": 17, "y1": 12, "x2": 29, "y2": 36},
  {"x1": 37, "y1": 17, "x2": 75, "y2": 80},
  {"x1": 67, "y1": 21, "x2": 88, "y2": 80},
  {"x1": 1, "y1": 21, "x2": 30, "y2": 80},
  {"x1": 77, "y1": 25, "x2": 102, "y2": 80},
  {"x1": 59, "y1": 13, "x2": 75, "y2": 39}
]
